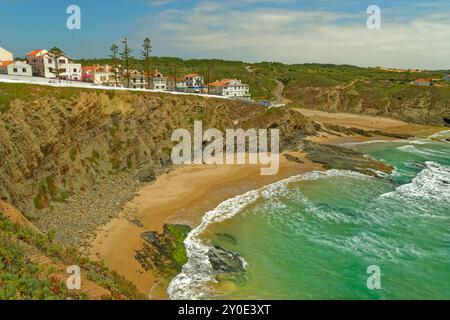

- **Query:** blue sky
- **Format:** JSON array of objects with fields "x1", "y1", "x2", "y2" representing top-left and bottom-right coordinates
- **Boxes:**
[{"x1": 1, "y1": 0, "x2": 449, "y2": 69}]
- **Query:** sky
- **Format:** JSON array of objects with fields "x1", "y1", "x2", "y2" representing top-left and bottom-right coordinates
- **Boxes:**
[{"x1": 0, "y1": 0, "x2": 449, "y2": 70}]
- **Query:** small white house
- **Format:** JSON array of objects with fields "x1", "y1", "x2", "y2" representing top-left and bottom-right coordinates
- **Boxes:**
[
  {"x1": 0, "y1": 47, "x2": 14, "y2": 62},
  {"x1": 209, "y1": 79, "x2": 251, "y2": 100},
  {"x1": 185, "y1": 73, "x2": 204, "y2": 93},
  {"x1": 7, "y1": 61, "x2": 32, "y2": 77}
]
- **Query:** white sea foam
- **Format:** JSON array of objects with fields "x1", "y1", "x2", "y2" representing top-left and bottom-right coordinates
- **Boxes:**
[
  {"x1": 381, "y1": 161, "x2": 450, "y2": 204},
  {"x1": 428, "y1": 130, "x2": 450, "y2": 141},
  {"x1": 397, "y1": 145, "x2": 447, "y2": 158},
  {"x1": 167, "y1": 169, "x2": 369, "y2": 300}
]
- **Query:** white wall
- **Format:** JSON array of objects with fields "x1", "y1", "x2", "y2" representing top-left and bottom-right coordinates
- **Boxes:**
[
  {"x1": 7, "y1": 62, "x2": 32, "y2": 77},
  {"x1": 0, "y1": 47, "x2": 13, "y2": 62}
]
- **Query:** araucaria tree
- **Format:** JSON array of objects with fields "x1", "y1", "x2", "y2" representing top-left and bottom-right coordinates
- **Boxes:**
[
  {"x1": 48, "y1": 47, "x2": 65, "y2": 83},
  {"x1": 109, "y1": 44, "x2": 120, "y2": 87},
  {"x1": 141, "y1": 38, "x2": 152, "y2": 89},
  {"x1": 120, "y1": 37, "x2": 133, "y2": 88}
]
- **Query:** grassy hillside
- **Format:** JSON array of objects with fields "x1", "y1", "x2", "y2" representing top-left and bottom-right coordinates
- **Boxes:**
[{"x1": 0, "y1": 210, "x2": 144, "y2": 300}]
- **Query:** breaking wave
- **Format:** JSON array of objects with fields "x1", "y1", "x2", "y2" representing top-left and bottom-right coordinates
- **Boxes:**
[{"x1": 167, "y1": 170, "x2": 369, "y2": 300}]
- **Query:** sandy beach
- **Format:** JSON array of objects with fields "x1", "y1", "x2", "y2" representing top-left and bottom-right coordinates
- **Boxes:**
[{"x1": 88, "y1": 109, "x2": 446, "y2": 299}]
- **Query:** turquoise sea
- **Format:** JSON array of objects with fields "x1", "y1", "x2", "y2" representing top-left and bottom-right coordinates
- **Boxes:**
[{"x1": 168, "y1": 131, "x2": 450, "y2": 300}]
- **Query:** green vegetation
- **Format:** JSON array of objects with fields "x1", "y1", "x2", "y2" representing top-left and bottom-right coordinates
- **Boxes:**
[
  {"x1": 136, "y1": 224, "x2": 191, "y2": 277},
  {"x1": 0, "y1": 82, "x2": 86, "y2": 112},
  {"x1": 0, "y1": 213, "x2": 145, "y2": 300}
]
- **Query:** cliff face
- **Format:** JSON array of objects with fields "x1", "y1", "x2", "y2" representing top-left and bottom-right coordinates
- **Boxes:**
[
  {"x1": 285, "y1": 80, "x2": 450, "y2": 126},
  {"x1": 0, "y1": 85, "x2": 316, "y2": 217}
]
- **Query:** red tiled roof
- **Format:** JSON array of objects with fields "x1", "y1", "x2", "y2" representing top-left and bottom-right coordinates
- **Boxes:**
[
  {"x1": 185, "y1": 73, "x2": 200, "y2": 78},
  {"x1": 209, "y1": 79, "x2": 231, "y2": 87},
  {"x1": 82, "y1": 66, "x2": 95, "y2": 72},
  {"x1": 167, "y1": 76, "x2": 185, "y2": 81},
  {"x1": 26, "y1": 49, "x2": 45, "y2": 57}
]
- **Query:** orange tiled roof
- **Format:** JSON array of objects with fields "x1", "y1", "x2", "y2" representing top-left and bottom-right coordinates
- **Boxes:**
[
  {"x1": 26, "y1": 49, "x2": 45, "y2": 57},
  {"x1": 167, "y1": 76, "x2": 185, "y2": 81},
  {"x1": 209, "y1": 79, "x2": 231, "y2": 87},
  {"x1": 185, "y1": 73, "x2": 200, "y2": 78}
]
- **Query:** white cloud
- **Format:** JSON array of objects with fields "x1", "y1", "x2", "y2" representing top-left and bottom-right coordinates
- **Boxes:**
[{"x1": 137, "y1": 2, "x2": 450, "y2": 70}]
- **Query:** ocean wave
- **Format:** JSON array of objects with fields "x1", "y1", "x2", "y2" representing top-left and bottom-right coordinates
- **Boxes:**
[
  {"x1": 428, "y1": 130, "x2": 450, "y2": 141},
  {"x1": 167, "y1": 169, "x2": 371, "y2": 300},
  {"x1": 380, "y1": 161, "x2": 450, "y2": 204},
  {"x1": 397, "y1": 145, "x2": 447, "y2": 158}
]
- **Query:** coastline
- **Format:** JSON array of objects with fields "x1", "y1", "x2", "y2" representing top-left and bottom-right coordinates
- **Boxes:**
[
  {"x1": 87, "y1": 110, "x2": 446, "y2": 300},
  {"x1": 88, "y1": 152, "x2": 323, "y2": 299}
]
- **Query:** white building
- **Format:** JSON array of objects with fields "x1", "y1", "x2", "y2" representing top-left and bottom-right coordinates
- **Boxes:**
[
  {"x1": 0, "y1": 47, "x2": 13, "y2": 62},
  {"x1": 126, "y1": 70, "x2": 167, "y2": 90},
  {"x1": 82, "y1": 65, "x2": 121, "y2": 86},
  {"x1": 7, "y1": 61, "x2": 33, "y2": 77},
  {"x1": 26, "y1": 49, "x2": 82, "y2": 81},
  {"x1": 209, "y1": 79, "x2": 251, "y2": 100},
  {"x1": 185, "y1": 73, "x2": 204, "y2": 93},
  {"x1": 128, "y1": 70, "x2": 147, "y2": 89},
  {"x1": 148, "y1": 70, "x2": 167, "y2": 90}
]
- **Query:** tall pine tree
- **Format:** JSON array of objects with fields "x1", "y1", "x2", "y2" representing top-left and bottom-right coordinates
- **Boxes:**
[
  {"x1": 141, "y1": 38, "x2": 152, "y2": 89},
  {"x1": 120, "y1": 38, "x2": 133, "y2": 88},
  {"x1": 109, "y1": 44, "x2": 120, "y2": 87},
  {"x1": 48, "y1": 47, "x2": 65, "y2": 83}
]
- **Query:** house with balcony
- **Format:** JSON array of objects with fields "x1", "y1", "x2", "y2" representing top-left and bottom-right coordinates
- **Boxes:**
[
  {"x1": 147, "y1": 70, "x2": 167, "y2": 90},
  {"x1": 82, "y1": 65, "x2": 121, "y2": 86},
  {"x1": 185, "y1": 73, "x2": 204, "y2": 93},
  {"x1": 26, "y1": 49, "x2": 82, "y2": 81},
  {"x1": 208, "y1": 79, "x2": 251, "y2": 100}
]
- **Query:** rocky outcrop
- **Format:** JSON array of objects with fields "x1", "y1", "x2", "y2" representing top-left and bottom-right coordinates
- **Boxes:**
[
  {"x1": 301, "y1": 140, "x2": 393, "y2": 177},
  {"x1": 135, "y1": 224, "x2": 192, "y2": 277},
  {"x1": 286, "y1": 82, "x2": 450, "y2": 126},
  {"x1": 208, "y1": 245, "x2": 245, "y2": 274}
]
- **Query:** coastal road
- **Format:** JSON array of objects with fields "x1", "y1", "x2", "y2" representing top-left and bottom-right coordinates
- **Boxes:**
[{"x1": 246, "y1": 65, "x2": 291, "y2": 105}]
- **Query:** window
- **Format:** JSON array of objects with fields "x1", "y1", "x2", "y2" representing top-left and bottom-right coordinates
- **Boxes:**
[
  {"x1": 73, "y1": 68, "x2": 77, "y2": 73},
  {"x1": 22, "y1": 68, "x2": 27, "y2": 73},
  {"x1": 13, "y1": 68, "x2": 18, "y2": 73},
  {"x1": 59, "y1": 59, "x2": 65, "y2": 64},
  {"x1": 48, "y1": 59, "x2": 53, "y2": 63}
]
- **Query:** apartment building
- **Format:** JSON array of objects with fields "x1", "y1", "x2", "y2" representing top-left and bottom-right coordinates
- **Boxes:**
[
  {"x1": 26, "y1": 49, "x2": 82, "y2": 81},
  {"x1": 209, "y1": 79, "x2": 251, "y2": 100}
]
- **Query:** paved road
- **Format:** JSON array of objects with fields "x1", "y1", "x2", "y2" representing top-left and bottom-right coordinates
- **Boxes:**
[{"x1": 246, "y1": 65, "x2": 290, "y2": 105}]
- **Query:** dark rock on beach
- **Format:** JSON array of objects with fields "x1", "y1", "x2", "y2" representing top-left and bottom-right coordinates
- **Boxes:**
[
  {"x1": 135, "y1": 224, "x2": 192, "y2": 276},
  {"x1": 301, "y1": 140, "x2": 393, "y2": 177}
]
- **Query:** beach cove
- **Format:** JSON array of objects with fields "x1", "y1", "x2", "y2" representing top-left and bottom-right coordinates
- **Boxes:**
[{"x1": 88, "y1": 109, "x2": 447, "y2": 299}]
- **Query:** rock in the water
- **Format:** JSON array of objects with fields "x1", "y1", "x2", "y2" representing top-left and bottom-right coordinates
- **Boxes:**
[
  {"x1": 208, "y1": 245, "x2": 245, "y2": 273},
  {"x1": 301, "y1": 140, "x2": 393, "y2": 177},
  {"x1": 215, "y1": 233, "x2": 238, "y2": 245}
]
